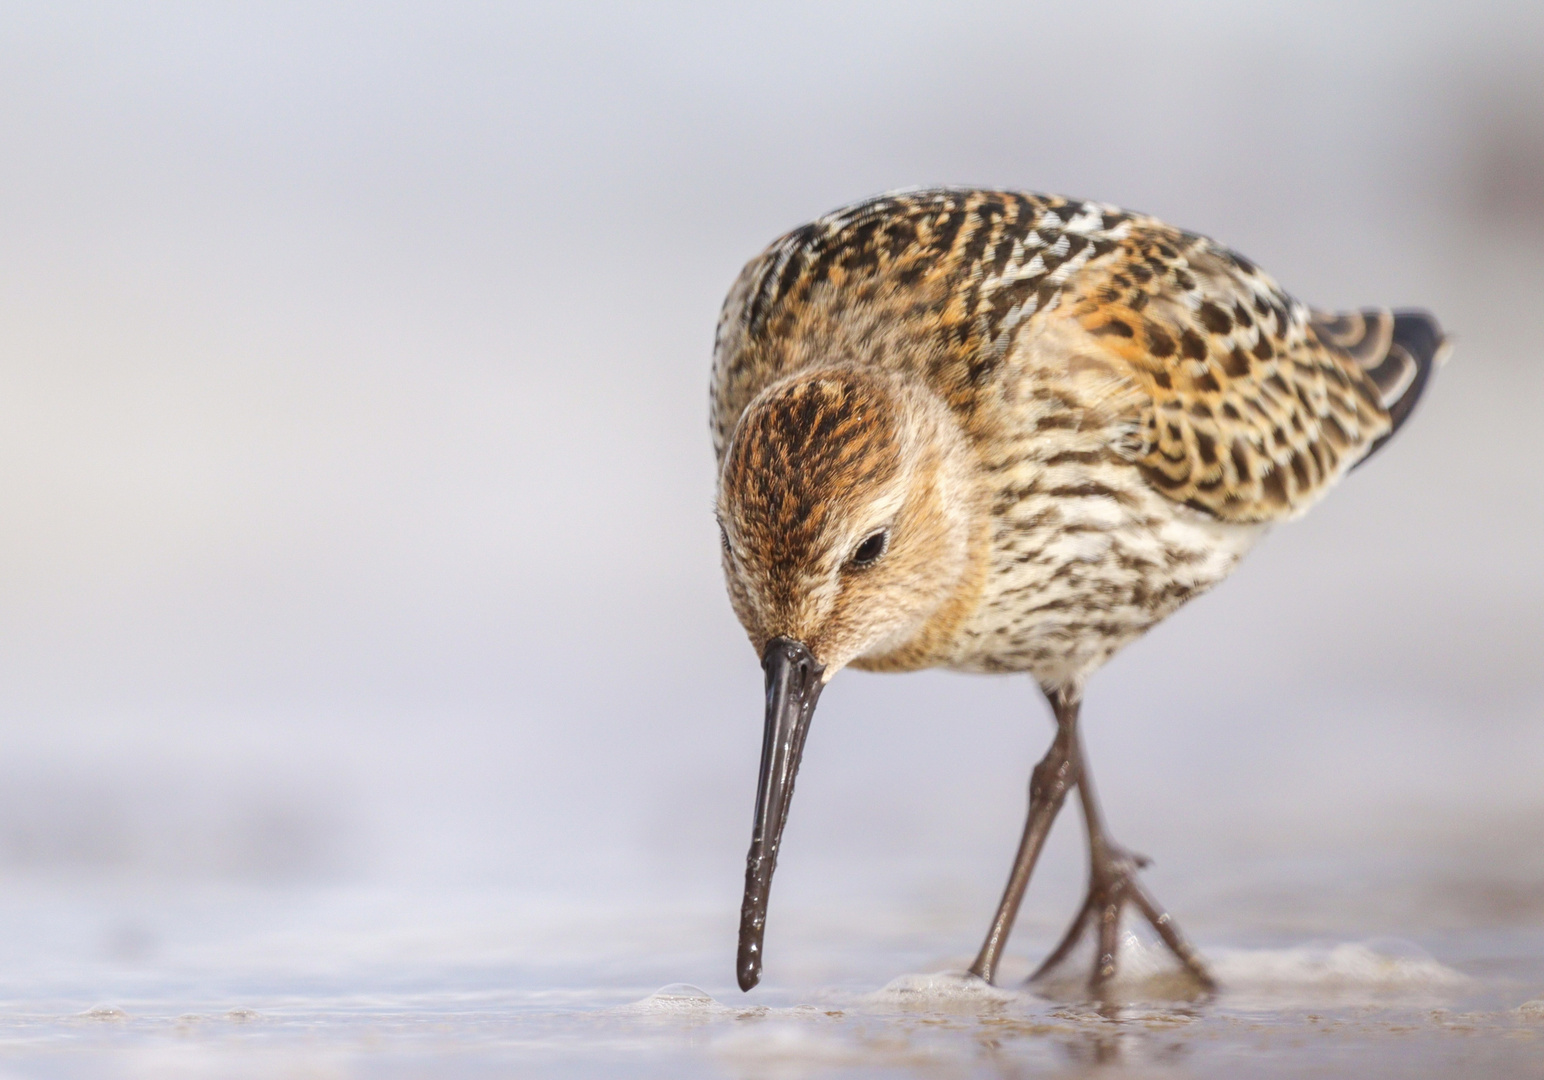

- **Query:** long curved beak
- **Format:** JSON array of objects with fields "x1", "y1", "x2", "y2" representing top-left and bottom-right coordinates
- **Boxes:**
[{"x1": 736, "y1": 636, "x2": 826, "y2": 992}]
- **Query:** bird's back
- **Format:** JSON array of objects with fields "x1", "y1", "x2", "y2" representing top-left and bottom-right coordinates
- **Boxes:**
[{"x1": 711, "y1": 188, "x2": 1444, "y2": 683}]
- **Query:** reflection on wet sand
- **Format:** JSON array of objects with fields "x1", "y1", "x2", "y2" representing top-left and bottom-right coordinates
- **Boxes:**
[{"x1": 695, "y1": 925, "x2": 1539, "y2": 1077}]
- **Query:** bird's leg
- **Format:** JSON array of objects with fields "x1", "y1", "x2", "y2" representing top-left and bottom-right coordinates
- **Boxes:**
[
  {"x1": 967, "y1": 685, "x2": 1081, "y2": 985},
  {"x1": 1031, "y1": 716, "x2": 1215, "y2": 994}
]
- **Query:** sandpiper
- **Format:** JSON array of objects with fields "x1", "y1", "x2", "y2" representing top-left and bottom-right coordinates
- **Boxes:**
[{"x1": 711, "y1": 188, "x2": 1444, "y2": 994}]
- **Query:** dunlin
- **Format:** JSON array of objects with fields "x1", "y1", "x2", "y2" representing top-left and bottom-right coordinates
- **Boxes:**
[{"x1": 711, "y1": 189, "x2": 1444, "y2": 994}]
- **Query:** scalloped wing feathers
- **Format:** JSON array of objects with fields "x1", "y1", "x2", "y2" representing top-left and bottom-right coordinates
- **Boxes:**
[{"x1": 711, "y1": 189, "x2": 1443, "y2": 523}]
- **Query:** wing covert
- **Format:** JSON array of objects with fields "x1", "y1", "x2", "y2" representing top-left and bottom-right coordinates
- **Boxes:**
[{"x1": 1057, "y1": 225, "x2": 1395, "y2": 522}]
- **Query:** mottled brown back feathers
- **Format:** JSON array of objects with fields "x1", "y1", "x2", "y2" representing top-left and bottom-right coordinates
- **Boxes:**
[{"x1": 713, "y1": 188, "x2": 1444, "y2": 525}]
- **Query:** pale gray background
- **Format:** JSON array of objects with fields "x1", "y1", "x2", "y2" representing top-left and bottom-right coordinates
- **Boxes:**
[{"x1": 0, "y1": 0, "x2": 1540, "y2": 963}]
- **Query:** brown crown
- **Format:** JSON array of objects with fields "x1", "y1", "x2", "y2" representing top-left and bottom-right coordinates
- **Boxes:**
[{"x1": 721, "y1": 372, "x2": 900, "y2": 589}]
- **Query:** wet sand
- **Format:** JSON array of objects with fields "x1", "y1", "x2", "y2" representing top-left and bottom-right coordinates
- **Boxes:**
[{"x1": 0, "y1": 871, "x2": 1539, "y2": 1078}]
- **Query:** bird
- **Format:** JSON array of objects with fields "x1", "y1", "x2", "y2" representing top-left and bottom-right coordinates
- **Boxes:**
[{"x1": 709, "y1": 187, "x2": 1445, "y2": 996}]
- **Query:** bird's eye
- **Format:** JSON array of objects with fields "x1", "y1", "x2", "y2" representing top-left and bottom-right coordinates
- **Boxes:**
[{"x1": 849, "y1": 529, "x2": 888, "y2": 567}]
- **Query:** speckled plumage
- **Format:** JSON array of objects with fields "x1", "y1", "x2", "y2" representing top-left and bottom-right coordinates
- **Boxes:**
[
  {"x1": 713, "y1": 188, "x2": 1445, "y2": 992},
  {"x1": 713, "y1": 187, "x2": 1442, "y2": 690}
]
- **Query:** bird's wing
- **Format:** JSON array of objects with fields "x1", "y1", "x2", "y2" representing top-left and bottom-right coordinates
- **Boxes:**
[
  {"x1": 710, "y1": 190, "x2": 1444, "y2": 515},
  {"x1": 1056, "y1": 223, "x2": 1429, "y2": 522}
]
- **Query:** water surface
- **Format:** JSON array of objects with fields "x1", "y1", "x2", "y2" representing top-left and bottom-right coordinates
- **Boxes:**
[{"x1": 0, "y1": 869, "x2": 1540, "y2": 1079}]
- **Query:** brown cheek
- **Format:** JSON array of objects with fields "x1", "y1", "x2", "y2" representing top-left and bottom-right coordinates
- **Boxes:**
[
  {"x1": 818, "y1": 570, "x2": 880, "y2": 653},
  {"x1": 878, "y1": 549, "x2": 939, "y2": 614},
  {"x1": 725, "y1": 575, "x2": 760, "y2": 638}
]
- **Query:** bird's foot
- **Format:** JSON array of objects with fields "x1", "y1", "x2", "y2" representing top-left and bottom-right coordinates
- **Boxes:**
[{"x1": 1031, "y1": 842, "x2": 1215, "y2": 998}]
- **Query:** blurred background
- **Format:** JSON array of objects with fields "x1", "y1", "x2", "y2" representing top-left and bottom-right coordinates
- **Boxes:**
[{"x1": 0, "y1": 0, "x2": 1541, "y2": 988}]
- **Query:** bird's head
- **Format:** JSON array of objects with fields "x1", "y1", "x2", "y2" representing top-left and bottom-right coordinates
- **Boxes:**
[
  {"x1": 714, "y1": 367, "x2": 984, "y2": 990},
  {"x1": 716, "y1": 368, "x2": 980, "y2": 674}
]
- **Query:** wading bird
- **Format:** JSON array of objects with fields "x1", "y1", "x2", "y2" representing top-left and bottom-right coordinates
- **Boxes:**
[{"x1": 711, "y1": 189, "x2": 1443, "y2": 994}]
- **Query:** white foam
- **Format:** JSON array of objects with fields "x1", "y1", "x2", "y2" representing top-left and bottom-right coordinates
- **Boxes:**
[
  {"x1": 864, "y1": 970, "x2": 1023, "y2": 1010},
  {"x1": 1516, "y1": 998, "x2": 1544, "y2": 1019},
  {"x1": 1024, "y1": 932, "x2": 1472, "y2": 1007},
  {"x1": 617, "y1": 983, "x2": 741, "y2": 1016},
  {"x1": 1210, "y1": 941, "x2": 1470, "y2": 993}
]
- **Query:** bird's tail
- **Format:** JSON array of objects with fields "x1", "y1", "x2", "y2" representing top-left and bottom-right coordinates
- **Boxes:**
[{"x1": 1310, "y1": 307, "x2": 1449, "y2": 464}]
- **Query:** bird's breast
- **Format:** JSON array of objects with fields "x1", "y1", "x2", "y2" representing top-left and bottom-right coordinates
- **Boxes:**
[{"x1": 946, "y1": 451, "x2": 1265, "y2": 686}]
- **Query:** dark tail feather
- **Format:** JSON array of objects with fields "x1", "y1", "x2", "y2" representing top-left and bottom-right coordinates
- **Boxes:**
[
  {"x1": 1312, "y1": 307, "x2": 1448, "y2": 466},
  {"x1": 1379, "y1": 310, "x2": 1447, "y2": 440}
]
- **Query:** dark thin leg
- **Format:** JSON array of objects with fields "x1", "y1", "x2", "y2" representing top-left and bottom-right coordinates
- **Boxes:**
[
  {"x1": 968, "y1": 686, "x2": 1081, "y2": 985},
  {"x1": 1031, "y1": 717, "x2": 1215, "y2": 993}
]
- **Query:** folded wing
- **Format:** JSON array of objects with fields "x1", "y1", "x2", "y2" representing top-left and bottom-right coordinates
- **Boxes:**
[{"x1": 1059, "y1": 225, "x2": 1445, "y2": 522}]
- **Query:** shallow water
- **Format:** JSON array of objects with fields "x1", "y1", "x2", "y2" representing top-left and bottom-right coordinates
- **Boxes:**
[{"x1": 0, "y1": 874, "x2": 1540, "y2": 1079}]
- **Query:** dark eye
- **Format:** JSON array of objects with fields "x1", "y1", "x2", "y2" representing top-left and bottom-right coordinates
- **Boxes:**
[
  {"x1": 850, "y1": 529, "x2": 888, "y2": 567},
  {"x1": 719, "y1": 524, "x2": 732, "y2": 554}
]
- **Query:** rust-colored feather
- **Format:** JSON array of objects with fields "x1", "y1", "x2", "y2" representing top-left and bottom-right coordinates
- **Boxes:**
[
  {"x1": 1057, "y1": 227, "x2": 1394, "y2": 521},
  {"x1": 710, "y1": 188, "x2": 1448, "y2": 994},
  {"x1": 713, "y1": 188, "x2": 1443, "y2": 525},
  {"x1": 712, "y1": 187, "x2": 1445, "y2": 684}
]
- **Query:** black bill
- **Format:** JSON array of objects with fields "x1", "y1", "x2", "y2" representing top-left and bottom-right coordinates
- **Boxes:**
[{"x1": 736, "y1": 636, "x2": 826, "y2": 992}]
